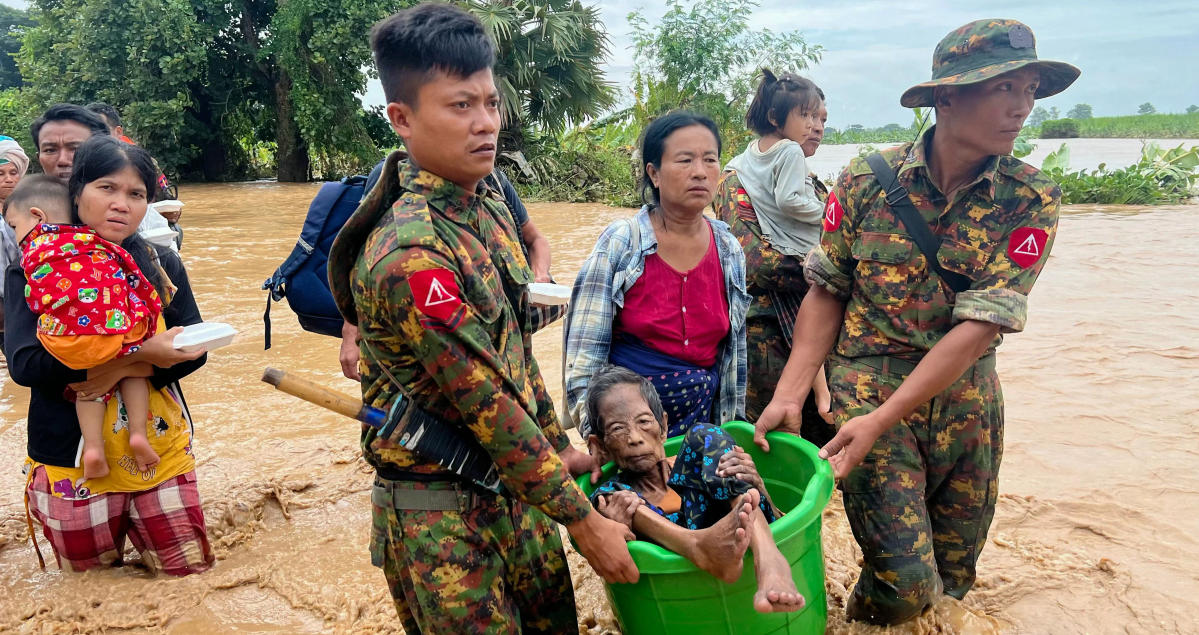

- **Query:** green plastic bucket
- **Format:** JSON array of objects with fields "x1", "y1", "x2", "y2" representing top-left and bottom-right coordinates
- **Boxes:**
[{"x1": 576, "y1": 421, "x2": 834, "y2": 635}]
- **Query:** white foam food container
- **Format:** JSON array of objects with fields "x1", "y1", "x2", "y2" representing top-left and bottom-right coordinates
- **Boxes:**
[
  {"x1": 139, "y1": 226, "x2": 178, "y2": 248},
  {"x1": 172, "y1": 322, "x2": 237, "y2": 353},
  {"x1": 151, "y1": 200, "x2": 185, "y2": 214},
  {"x1": 528, "y1": 282, "x2": 571, "y2": 306}
]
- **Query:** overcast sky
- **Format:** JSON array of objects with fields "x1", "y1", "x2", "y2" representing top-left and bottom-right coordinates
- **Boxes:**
[{"x1": 5, "y1": 0, "x2": 1197, "y2": 129}]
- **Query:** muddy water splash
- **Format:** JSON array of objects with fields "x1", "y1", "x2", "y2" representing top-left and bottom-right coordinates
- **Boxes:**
[{"x1": 1, "y1": 179, "x2": 1197, "y2": 633}]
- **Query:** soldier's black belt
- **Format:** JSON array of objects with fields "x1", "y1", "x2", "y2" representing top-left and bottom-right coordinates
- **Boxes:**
[
  {"x1": 844, "y1": 353, "x2": 995, "y2": 378},
  {"x1": 372, "y1": 476, "x2": 493, "y2": 512}
]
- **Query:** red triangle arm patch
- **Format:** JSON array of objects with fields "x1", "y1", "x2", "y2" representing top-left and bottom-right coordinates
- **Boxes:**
[
  {"x1": 1006, "y1": 227, "x2": 1049, "y2": 268},
  {"x1": 408, "y1": 268, "x2": 463, "y2": 322},
  {"x1": 823, "y1": 191, "x2": 844, "y2": 232}
]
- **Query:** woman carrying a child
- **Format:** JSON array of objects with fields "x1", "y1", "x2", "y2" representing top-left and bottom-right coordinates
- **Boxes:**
[
  {"x1": 565, "y1": 111, "x2": 750, "y2": 439},
  {"x1": 715, "y1": 71, "x2": 835, "y2": 446},
  {"x1": 3, "y1": 135, "x2": 214, "y2": 575}
]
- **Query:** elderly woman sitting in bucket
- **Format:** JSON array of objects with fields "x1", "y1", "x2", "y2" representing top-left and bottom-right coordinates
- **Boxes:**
[{"x1": 585, "y1": 365, "x2": 804, "y2": 613}]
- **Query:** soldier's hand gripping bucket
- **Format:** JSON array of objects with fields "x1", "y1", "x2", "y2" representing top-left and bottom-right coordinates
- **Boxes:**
[{"x1": 575, "y1": 421, "x2": 834, "y2": 634}]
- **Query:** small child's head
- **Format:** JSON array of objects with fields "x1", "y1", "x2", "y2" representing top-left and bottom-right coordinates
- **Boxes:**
[
  {"x1": 585, "y1": 365, "x2": 669, "y2": 474},
  {"x1": 745, "y1": 69, "x2": 824, "y2": 144},
  {"x1": 3, "y1": 174, "x2": 71, "y2": 243},
  {"x1": 371, "y1": 3, "x2": 500, "y2": 190}
]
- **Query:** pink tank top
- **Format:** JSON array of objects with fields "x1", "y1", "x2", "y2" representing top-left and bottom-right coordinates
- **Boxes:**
[{"x1": 616, "y1": 228, "x2": 730, "y2": 367}]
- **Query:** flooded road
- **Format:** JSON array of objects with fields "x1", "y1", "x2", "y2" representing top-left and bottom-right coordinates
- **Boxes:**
[{"x1": 2, "y1": 141, "x2": 1197, "y2": 633}]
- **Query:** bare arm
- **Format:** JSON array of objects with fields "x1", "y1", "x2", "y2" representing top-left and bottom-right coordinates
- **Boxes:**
[
  {"x1": 819, "y1": 319, "x2": 1000, "y2": 478},
  {"x1": 521, "y1": 219, "x2": 552, "y2": 283},
  {"x1": 753, "y1": 285, "x2": 845, "y2": 451}
]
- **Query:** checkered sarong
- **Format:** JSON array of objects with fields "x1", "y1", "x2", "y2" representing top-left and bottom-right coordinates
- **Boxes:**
[{"x1": 25, "y1": 467, "x2": 214, "y2": 575}]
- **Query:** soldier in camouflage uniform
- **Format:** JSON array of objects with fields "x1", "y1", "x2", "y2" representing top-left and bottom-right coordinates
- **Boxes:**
[
  {"x1": 327, "y1": 5, "x2": 636, "y2": 633},
  {"x1": 714, "y1": 172, "x2": 833, "y2": 447},
  {"x1": 753, "y1": 19, "x2": 1079, "y2": 625}
]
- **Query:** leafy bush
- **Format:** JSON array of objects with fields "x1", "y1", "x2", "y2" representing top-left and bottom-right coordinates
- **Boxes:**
[
  {"x1": 1041, "y1": 142, "x2": 1199, "y2": 204},
  {"x1": 511, "y1": 122, "x2": 640, "y2": 208},
  {"x1": 1040, "y1": 119, "x2": 1080, "y2": 139}
]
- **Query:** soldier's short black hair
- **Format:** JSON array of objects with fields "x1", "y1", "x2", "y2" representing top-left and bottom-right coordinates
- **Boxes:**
[
  {"x1": 639, "y1": 110, "x2": 722, "y2": 207},
  {"x1": 585, "y1": 365, "x2": 666, "y2": 440},
  {"x1": 745, "y1": 69, "x2": 824, "y2": 137},
  {"x1": 370, "y1": 3, "x2": 496, "y2": 107},
  {"x1": 30, "y1": 104, "x2": 110, "y2": 149},
  {"x1": 85, "y1": 102, "x2": 123, "y2": 130},
  {"x1": 3, "y1": 174, "x2": 69, "y2": 220}
]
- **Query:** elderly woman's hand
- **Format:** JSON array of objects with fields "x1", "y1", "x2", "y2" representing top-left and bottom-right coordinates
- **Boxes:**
[
  {"x1": 133, "y1": 327, "x2": 205, "y2": 368},
  {"x1": 596, "y1": 490, "x2": 642, "y2": 530},
  {"x1": 716, "y1": 445, "x2": 767, "y2": 494}
]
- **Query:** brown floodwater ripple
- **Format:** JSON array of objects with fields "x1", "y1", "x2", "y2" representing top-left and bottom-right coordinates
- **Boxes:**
[{"x1": 1, "y1": 180, "x2": 1196, "y2": 633}]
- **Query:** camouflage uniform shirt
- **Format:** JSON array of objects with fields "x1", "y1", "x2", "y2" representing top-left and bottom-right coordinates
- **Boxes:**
[
  {"x1": 328, "y1": 151, "x2": 590, "y2": 526},
  {"x1": 806, "y1": 127, "x2": 1060, "y2": 356}
]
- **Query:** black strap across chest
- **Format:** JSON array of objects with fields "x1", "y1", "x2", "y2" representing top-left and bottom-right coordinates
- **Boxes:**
[{"x1": 864, "y1": 153, "x2": 971, "y2": 294}]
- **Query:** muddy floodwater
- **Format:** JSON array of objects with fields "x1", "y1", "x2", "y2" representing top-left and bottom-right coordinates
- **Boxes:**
[{"x1": 2, "y1": 139, "x2": 1197, "y2": 633}]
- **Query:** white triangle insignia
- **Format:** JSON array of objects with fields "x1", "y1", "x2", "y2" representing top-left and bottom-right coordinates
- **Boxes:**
[
  {"x1": 824, "y1": 198, "x2": 837, "y2": 225},
  {"x1": 424, "y1": 278, "x2": 456, "y2": 307},
  {"x1": 1012, "y1": 233, "x2": 1040, "y2": 257}
]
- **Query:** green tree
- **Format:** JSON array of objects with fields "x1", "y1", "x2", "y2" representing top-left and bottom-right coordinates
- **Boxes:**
[
  {"x1": 1066, "y1": 103, "x2": 1093, "y2": 119},
  {"x1": 0, "y1": 5, "x2": 35, "y2": 90},
  {"x1": 1028, "y1": 106, "x2": 1050, "y2": 128},
  {"x1": 1047, "y1": 106, "x2": 1060, "y2": 120},
  {"x1": 18, "y1": 0, "x2": 208, "y2": 177},
  {"x1": 628, "y1": 0, "x2": 822, "y2": 156},
  {"x1": 1187, "y1": 104, "x2": 1198, "y2": 114},
  {"x1": 17, "y1": 0, "x2": 615, "y2": 181},
  {"x1": 469, "y1": 0, "x2": 616, "y2": 151},
  {"x1": 1138, "y1": 102, "x2": 1157, "y2": 115}
]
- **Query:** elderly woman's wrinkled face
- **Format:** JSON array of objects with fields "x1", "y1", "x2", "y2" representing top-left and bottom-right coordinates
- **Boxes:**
[
  {"x1": 0, "y1": 162, "x2": 19, "y2": 200},
  {"x1": 647, "y1": 124, "x2": 720, "y2": 215},
  {"x1": 596, "y1": 384, "x2": 667, "y2": 474},
  {"x1": 75, "y1": 164, "x2": 149, "y2": 243}
]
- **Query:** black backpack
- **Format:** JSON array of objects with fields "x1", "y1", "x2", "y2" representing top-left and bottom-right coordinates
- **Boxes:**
[{"x1": 262, "y1": 175, "x2": 366, "y2": 349}]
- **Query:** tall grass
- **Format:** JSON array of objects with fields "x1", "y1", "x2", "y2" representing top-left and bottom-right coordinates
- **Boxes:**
[{"x1": 1030, "y1": 112, "x2": 1199, "y2": 139}]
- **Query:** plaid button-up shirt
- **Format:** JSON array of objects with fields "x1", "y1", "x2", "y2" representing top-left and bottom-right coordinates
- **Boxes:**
[{"x1": 563, "y1": 206, "x2": 749, "y2": 436}]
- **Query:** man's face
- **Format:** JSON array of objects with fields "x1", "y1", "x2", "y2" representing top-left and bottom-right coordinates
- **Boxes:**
[
  {"x1": 387, "y1": 68, "x2": 500, "y2": 191},
  {"x1": 37, "y1": 120, "x2": 94, "y2": 183},
  {"x1": 939, "y1": 68, "x2": 1039, "y2": 157}
]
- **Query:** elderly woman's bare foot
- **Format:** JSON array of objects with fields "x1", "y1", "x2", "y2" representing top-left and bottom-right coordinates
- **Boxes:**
[
  {"x1": 687, "y1": 490, "x2": 759, "y2": 583},
  {"x1": 752, "y1": 547, "x2": 805, "y2": 613}
]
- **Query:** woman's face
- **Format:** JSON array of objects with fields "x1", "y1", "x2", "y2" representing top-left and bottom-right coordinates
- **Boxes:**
[
  {"x1": 647, "y1": 124, "x2": 720, "y2": 215},
  {"x1": 801, "y1": 102, "x2": 827, "y2": 158},
  {"x1": 595, "y1": 384, "x2": 667, "y2": 475},
  {"x1": 0, "y1": 162, "x2": 19, "y2": 201},
  {"x1": 75, "y1": 164, "x2": 148, "y2": 243}
]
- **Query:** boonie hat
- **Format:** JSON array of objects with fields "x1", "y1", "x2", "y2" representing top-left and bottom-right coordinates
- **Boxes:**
[{"x1": 900, "y1": 18, "x2": 1080, "y2": 108}]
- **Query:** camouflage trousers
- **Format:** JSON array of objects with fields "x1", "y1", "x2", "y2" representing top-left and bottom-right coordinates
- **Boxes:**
[
  {"x1": 744, "y1": 313, "x2": 836, "y2": 448},
  {"x1": 370, "y1": 478, "x2": 576, "y2": 634},
  {"x1": 829, "y1": 354, "x2": 1003, "y2": 626}
]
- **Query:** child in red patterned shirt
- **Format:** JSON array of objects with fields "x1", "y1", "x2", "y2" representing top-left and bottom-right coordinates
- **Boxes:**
[{"x1": 4, "y1": 175, "x2": 161, "y2": 479}]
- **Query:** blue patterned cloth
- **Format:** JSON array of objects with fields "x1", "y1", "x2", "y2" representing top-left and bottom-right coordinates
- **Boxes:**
[
  {"x1": 609, "y1": 336, "x2": 719, "y2": 438},
  {"x1": 591, "y1": 423, "x2": 776, "y2": 530}
]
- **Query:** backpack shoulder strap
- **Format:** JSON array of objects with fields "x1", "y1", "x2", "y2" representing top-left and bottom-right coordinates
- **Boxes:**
[{"x1": 864, "y1": 153, "x2": 970, "y2": 294}]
